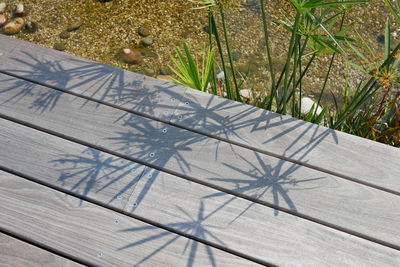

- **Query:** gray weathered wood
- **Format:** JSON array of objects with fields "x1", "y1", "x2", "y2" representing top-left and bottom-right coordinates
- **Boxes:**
[
  {"x1": 0, "y1": 171, "x2": 257, "y2": 266},
  {"x1": 0, "y1": 35, "x2": 188, "y2": 121},
  {"x1": 1, "y1": 35, "x2": 398, "y2": 194},
  {"x1": 1, "y1": 76, "x2": 400, "y2": 248},
  {"x1": 125, "y1": 168, "x2": 400, "y2": 266},
  {"x1": 0, "y1": 233, "x2": 83, "y2": 267},
  {"x1": 0, "y1": 116, "x2": 147, "y2": 210},
  {"x1": 171, "y1": 89, "x2": 400, "y2": 193},
  {"x1": 2, "y1": 118, "x2": 400, "y2": 265},
  {"x1": 0, "y1": 35, "x2": 20, "y2": 55}
]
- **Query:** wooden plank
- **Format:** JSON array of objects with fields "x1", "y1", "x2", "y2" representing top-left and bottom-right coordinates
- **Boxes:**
[
  {"x1": 0, "y1": 35, "x2": 398, "y2": 194},
  {"x1": 1, "y1": 77, "x2": 400, "y2": 249},
  {"x1": 0, "y1": 171, "x2": 257, "y2": 266},
  {"x1": 125, "y1": 168, "x2": 400, "y2": 266},
  {"x1": 1, "y1": 119, "x2": 400, "y2": 265},
  {"x1": 0, "y1": 233, "x2": 83, "y2": 267},
  {"x1": 0, "y1": 116, "x2": 147, "y2": 211},
  {"x1": 0, "y1": 35, "x2": 20, "y2": 55},
  {"x1": 171, "y1": 89, "x2": 400, "y2": 193},
  {"x1": 0, "y1": 35, "x2": 188, "y2": 120}
]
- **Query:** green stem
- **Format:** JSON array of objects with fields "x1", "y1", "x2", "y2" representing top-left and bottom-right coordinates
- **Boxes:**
[
  {"x1": 313, "y1": 11, "x2": 346, "y2": 120},
  {"x1": 259, "y1": 0, "x2": 276, "y2": 110},
  {"x1": 281, "y1": 11, "x2": 301, "y2": 114},
  {"x1": 210, "y1": 11, "x2": 232, "y2": 99},
  {"x1": 219, "y1": 7, "x2": 241, "y2": 101},
  {"x1": 333, "y1": 41, "x2": 400, "y2": 128},
  {"x1": 208, "y1": 8, "x2": 218, "y2": 95},
  {"x1": 291, "y1": 38, "x2": 299, "y2": 116}
]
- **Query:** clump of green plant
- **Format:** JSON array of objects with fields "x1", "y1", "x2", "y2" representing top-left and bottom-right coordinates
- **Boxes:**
[
  {"x1": 169, "y1": 42, "x2": 214, "y2": 92},
  {"x1": 329, "y1": 3, "x2": 400, "y2": 146},
  {"x1": 170, "y1": 0, "x2": 400, "y2": 147}
]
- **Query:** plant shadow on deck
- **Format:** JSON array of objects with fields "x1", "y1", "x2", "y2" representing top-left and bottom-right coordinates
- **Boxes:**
[{"x1": 0, "y1": 48, "x2": 337, "y2": 265}]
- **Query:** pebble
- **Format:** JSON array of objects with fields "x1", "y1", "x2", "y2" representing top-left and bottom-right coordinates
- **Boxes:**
[
  {"x1": 139, "y1": 48, "x2": 158, "y2": 58},
  {"x1": 2, "y1": 18, "x2": 25, "y2": 35},
  {"x1": 159, "y1": 65, "x2": 172, "y2": 75},
  {"x1": 300, "y1": 97, "x2": 322, "y2": 116},
  {"x1": 0, "y1": 3, "x2": 5, "y2": 13},
  {"x1": 53, "y1": 43, "x2": 66, "y2": 51},
  {"x1": 137, "y1": 26, "x2": 150, "y2": 37},
  {"x1": 59, "y1": 30, "x2": 70, "y2": 39},
  {"x1": 67, "y1": 21, "x2": 82, "y2": 32},
  {"x1": 141, "y1": 37, "x2": 153, "y2": 47},
  {"x1": 24, "y1": 21, "x2": 38, "y2": 33},
  {"x1": 240, "y1": 89, "x2": 253, "y2": 99},
  {"x1": 144, "y1": 68, "x2": 156, "y2": 77},
  {"x1": 118, "y1": 48, "x2": 143, "y2": 64},
  {"x1": 377, "y1": 34, "x2": 385, "y2": 45},
  {"x1": 216, "y1": 70, "x2": 225, "y2": 80},
  {"x1": 14, "y1": 3, "x2": 27, "y2": 17},
  {"x1": 0, "y1": 14, "x2": 8, "y2": 27}
]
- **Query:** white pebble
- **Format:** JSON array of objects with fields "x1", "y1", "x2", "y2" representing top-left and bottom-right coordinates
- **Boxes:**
[
  {"x1": 240, "y1": 89, "x2": 253, "y2": 99},
  {"x1": 216, "y1": 70, "x2": 224, "y2": 81},
  {"x1": 300, "y1": 97, "x2": 322, "y2": 116},
  {"x1": 15, "y1": 3, "x2": 24, "y2": 14}
]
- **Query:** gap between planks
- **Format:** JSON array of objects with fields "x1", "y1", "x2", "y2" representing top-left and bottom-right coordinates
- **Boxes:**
[
  {"x1": 1, "y1": 119, "x2": 400, "y2": 265},
  {"x1": 0, "y1": 113, "x2": 400, "y2": 253},
  {"x1": 0, "y1": 41, "x2": 398, "y2": 196},
  {"x1": 0, "y1": 231, "x2": 86, "y2": 267},
  {"x1": 0, "y1": 171, "x2": 261, "y2": 267}
]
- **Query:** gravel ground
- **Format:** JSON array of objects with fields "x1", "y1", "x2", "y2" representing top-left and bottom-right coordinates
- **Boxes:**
[{"x1": 0, "y1": 0, "x2": 393, "y2": 105}]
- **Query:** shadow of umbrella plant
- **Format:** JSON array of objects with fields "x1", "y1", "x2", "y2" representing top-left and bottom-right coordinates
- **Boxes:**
[
  {"x1": 119, "y1": 200, "x2": 226, "y2": 267},
  {"x1": 52, "y1": 148, "x2": 146, "y2": 206},
  {"x1": 205, "y1": 151, "x2": 325, "y2": 217}
]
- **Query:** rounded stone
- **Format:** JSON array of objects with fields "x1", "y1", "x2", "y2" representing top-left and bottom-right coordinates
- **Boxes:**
[
  {"x1": 139, "y1": 48, "x2": 158, "y2": 58},
  {"x1": 118, "y1": 48, "x2": 143, "y2": 64},
  {"x1": 137, "y1": 26, "x2": 150, "y2": 37},
  {"x1": 24, "y1": 21, "x2": 38, "y2": 33},
  {"x1": 300, "y1": 97, "x2": 322, "y2": 116},
  {"x1": 144, "y1": 68, "x2": 156, "y2": 77},
  {"x1": 377, "y1": 34, "x2": 385, "y2": 45},
  {"x1": 2, "y1": 18, "x2": 25, "y2": 35},
  {"x1": 53, "y1": 43, "x2": 66, "y2": 51},
  {"x1": 159, "y1": 65, "x2": 172, "y2": 75},
  {"x1": 0, "y1": 14, "x2": 8, "y2": 27},
  {"x1": 141, "y1": 37, "x2": 153, "y2": 47},
  {"x1": 14, "y1": 3, "x2": 27, "y2": 17},
  {"x1": 59, "y1": 30, "x2": 70, "y2": 39},
  {"x1": 66, "y1": 21, "x2": 82, "y2": 32},
  {"x1": 240, "y1": 89, "x2": 253, "y2": 99}
]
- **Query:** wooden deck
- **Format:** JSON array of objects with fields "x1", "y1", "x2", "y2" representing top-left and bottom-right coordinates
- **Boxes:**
[{"x1": 0, "y1": 34, "x2": 400, "y2": 266}]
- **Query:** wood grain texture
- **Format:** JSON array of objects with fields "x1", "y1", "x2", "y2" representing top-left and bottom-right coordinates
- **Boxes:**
[
  {"x1": 0, "y1": 233, "x2": 82, "y2": 267},
  {"x1": 0, "y1": 171, "x2": 257, "y2": 267},
  {"x1": 0, "y1": 35, "x2": 188, "y2": 121},
  {"x1": 124, "y1": 168, "x2": 400, "y2": 266},
  {"x1": 1, "y1": 76, "x2": 400, "y2": 249},
  {"x1": 0, "y1": 35, "x2": 20, "y2": 56},
  {"x1": 0, "y1": 117, "x2": 147, "y2": 211},
  {"x1": 1, "y1": 119, "x2": 400, "y2": 265},
  {"x1": 170, "y1": 89, "x2": 400, "y2": 193},
  {"x1": 1, "y1": 35, "x2": 398, "y2": 194}
]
